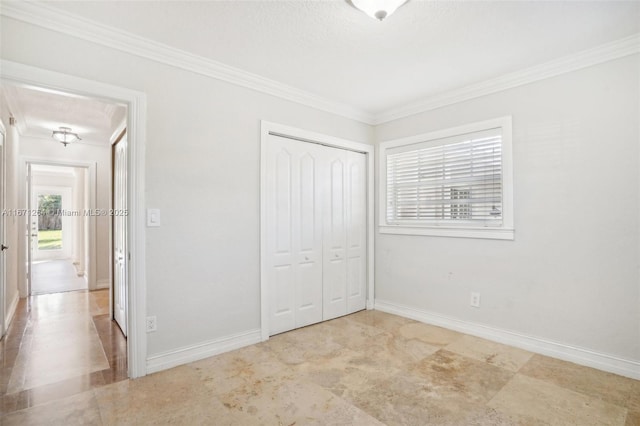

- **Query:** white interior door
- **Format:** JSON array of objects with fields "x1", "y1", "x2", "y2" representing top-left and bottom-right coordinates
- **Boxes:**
[
  {"x1": 113, "y1": 135, "x2": 128, "y2": 336},
  {"x1": 322, "y1": 147, "x2": 348, "y2": 320},
  {"x1": 266, "y1": 135, "x2": 323, "y2": 335},
  {"x1": 323, "y1": 147, "x2": 367, "y2": 320},
  {"x1": 345, "y1": 150, "x2": 367, "y2": 314},
  {"x1": 266, "y1": 135, "x2": 367, "y2": 335}
]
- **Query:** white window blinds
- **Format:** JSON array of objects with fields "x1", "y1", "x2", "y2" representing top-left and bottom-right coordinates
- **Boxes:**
[{"x1": 386, "y1": 128, "x2": 503, "y2": 226}]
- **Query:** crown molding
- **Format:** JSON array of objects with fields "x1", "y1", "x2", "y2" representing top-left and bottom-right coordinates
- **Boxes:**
[
  {"x1": 2, "y1": 2, "x2": 638, "y2": 127},
  {"x1": 374, "y1": 33, "x2": 640, "y2": 124},
  {"x1": 0, "y1": 1, "x2": 375, "y2": 125}
]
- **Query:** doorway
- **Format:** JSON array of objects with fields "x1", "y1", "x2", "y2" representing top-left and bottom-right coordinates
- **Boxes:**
[
  {"x1": 2, "y1": 126, "x2": 129, "y2": 398},
  {"x1": 1, "y1": 60, "x2": 147, "y2": 377},
  {"x1": 24, "y1": 161, "x2": 96, "y2": 297},
  {"x1": 27, "y1": 165, "x2": 87, "y2": 295}
]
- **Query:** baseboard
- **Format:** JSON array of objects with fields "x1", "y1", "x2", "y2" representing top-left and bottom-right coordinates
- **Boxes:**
[
  {"x1": 375, "y1": 299, "x2": 640, "y2": 380},
  {"x1": 4, "y1": 293, "x2": 19, "y2": 331},
  {"x1": 146, "y1": 328, "x2": 262, "y2": 374},
  {"x1": 96, "y1": 279, "x2": 110, "y2": 289}
]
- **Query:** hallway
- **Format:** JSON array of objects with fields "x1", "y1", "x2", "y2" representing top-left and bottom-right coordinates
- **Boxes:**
[{"x1": 1, "y1": 290, "x2": 127, "y2": 413}]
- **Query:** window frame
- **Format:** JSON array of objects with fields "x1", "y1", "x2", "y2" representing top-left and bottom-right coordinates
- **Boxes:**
[{"x1": 379, "y1": 116, "x2": 514, "y2": 240}]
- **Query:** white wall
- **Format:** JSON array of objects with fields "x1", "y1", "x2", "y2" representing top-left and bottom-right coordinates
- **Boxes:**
[
  {"x1": 375, "y1": 56, "x2": 640, "y2": 363},
  {"x1": 0, "y1": 16, "x2": 372, "y2": 357},
  {"x1": 20, "y1": 137, "x2": 111, "y2": 291},
  {"x1": 5, "y1": 12, "x2": 635, "y2": 375}
]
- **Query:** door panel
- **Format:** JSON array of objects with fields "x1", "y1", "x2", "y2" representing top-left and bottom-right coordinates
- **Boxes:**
[
  {"x1": 275, "y1": 150, "x2": 291, "y2": 254},
  {"x1": 273, "y1": 265, "x2": 294, "y2": 314},
  {"x1": 299, "y1": 154, "x2": 317, "y2": 253},
  {"x1": 270, "y1": 146, "x2": 295, "y2": 333},
  {"x1": 113, "y1": 136, "x2": 128, "y2": 336},
  {"x1": 267, "y1": 135, "x2": 323, "y2": 335},
  {"x1": 346, "y1": 151, "x2": 367, "y2": 313},
  {"x1": 294, "y1": 150, "x2": 322, "y2": 328},
  {"x1": 323, "y1": 149, "x2": 347, "y2": 320}
]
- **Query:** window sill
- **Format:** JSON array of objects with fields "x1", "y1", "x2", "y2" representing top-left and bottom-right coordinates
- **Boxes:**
[{"x1": 379, "y1": 225, "x2": 515, "y2": 240}]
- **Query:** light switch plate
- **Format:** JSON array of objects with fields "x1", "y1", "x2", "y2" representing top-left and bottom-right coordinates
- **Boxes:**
[{"x1": 147, "y1": 208, "x2": 161, "y2": 227}]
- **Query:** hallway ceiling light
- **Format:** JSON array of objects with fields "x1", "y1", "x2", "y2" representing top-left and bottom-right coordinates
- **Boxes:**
[
  {"x1": 52, "y1": 126, "x2": 81, "y2": 147},
  {"x1": 351, "y1": 0, "x2": 408, "y2": 21}
]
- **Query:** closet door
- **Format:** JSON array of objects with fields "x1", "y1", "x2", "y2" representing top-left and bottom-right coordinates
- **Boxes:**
[
  {"x1": 266, "y1": 135, "x2": 323, "y2": 335},
  {"x1": 321, "y1": 147, "x2": 348, "y2": 320},
  {"x1": 346, "y1": 150, "x2": 367, "y2": 313},
  {"x1": 322, "y1": 147, "x2": 367, "y2": 320}
]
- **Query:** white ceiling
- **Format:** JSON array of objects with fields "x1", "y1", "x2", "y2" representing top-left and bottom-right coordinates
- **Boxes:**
[
  {"x1": 2, "y1": 1, "x2": 638, "y2": 134},
  {"x1": 41, "y1": 0, "x2": 639, "y2": 116},
  {"x1": 2, "y1": 85, "x2": 126, "y2": 145}
]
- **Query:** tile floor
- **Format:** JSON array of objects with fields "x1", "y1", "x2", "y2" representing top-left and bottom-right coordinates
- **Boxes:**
[
  {"x1": 1, "y1": 289, "x2": 127, "y2": 418},
  {"x1": 31, "y1": 259, "x2": 88, "y2": 295},
  {"x1": 1, "y1": 295, "x2": 638, "y2": 425}
]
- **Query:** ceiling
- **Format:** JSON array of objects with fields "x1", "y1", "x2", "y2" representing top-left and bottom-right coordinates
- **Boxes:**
[
  {"x1": 1, "y1": 1, "x2": 638, "y2": 134},
  {"x1": 1, "y1": 85, "x2": 126, "y2": 145},
  {"x1": 39, "y1": 0, "x2": 639, "y2": 116}
]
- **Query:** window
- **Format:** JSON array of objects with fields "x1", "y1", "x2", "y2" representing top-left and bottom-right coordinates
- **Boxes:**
[
  {"x1": 379, "y1": 117, "x2": 514, "y2": 240},
  {"x1": 37, "y1": 194, "x2": 63, "y2": 250}
]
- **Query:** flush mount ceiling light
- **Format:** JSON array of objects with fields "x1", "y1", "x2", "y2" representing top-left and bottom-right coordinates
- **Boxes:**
[
  {"x1": 52, "y1": 126, "x2": 81, "y2": 147},
  {"x1": 351, "y1": 0, "x2": 408, "y2": 21}
]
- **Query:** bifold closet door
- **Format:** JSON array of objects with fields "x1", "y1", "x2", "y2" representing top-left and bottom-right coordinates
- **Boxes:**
[
  {"x1": 345, "y1": 150, "x2": 367, "y2": 314},
  {"x1": 266, "y1": 135, "x2": 324, "y2": 336},
  {"x1": 322, "y1": 147, "x2": 367, "y2": 320},
  {"x1": 266, "y1": 135, "x2": 367, "y2": 336}
]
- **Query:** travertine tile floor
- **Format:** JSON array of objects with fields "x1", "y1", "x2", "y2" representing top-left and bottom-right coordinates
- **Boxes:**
[
  {"x1": 1, "y1": 294, "x2": 638, "y2": 425},
  {"x1": 1, "y1": 290, "x2": 127, "y2": 417}
]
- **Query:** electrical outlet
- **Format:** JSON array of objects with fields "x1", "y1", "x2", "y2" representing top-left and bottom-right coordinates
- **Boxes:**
[
  {"x1": 470, "y1": 292, "x2": 481, "y2": 308},
  {"x1": 146, "y1": 316, "x2": 157, "y2": 332}
]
